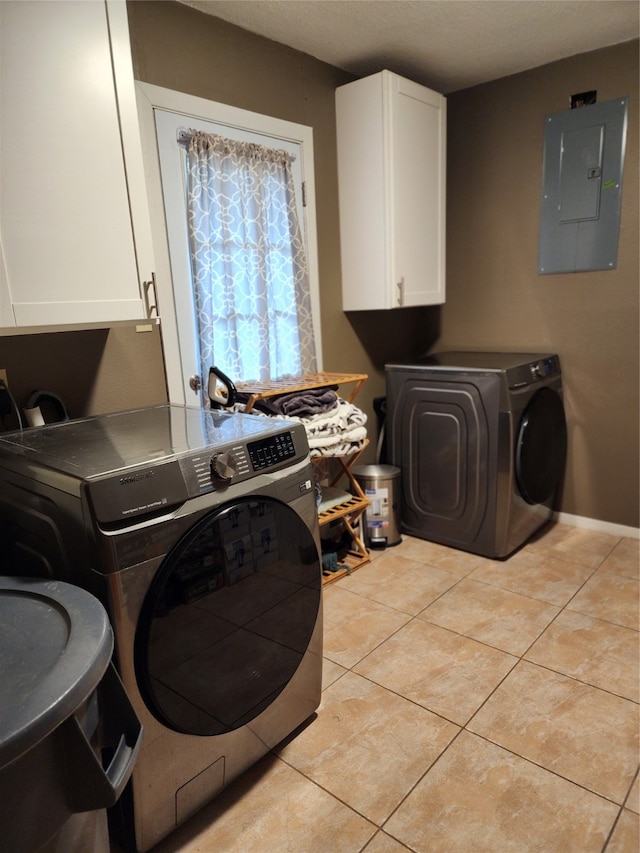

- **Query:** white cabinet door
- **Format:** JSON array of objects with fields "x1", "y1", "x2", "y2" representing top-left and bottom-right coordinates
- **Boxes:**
[
  {"x1": 336, "y1": 70, "x2": 446, "y2": 310},
  {"x1": 0, "y1": 0, "x2": 153, "y2": 329}
]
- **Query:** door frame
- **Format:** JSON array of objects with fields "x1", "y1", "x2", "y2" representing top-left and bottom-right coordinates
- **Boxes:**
[{"x1": 135, "y1": 81, "x2": 323, "y2": 405}]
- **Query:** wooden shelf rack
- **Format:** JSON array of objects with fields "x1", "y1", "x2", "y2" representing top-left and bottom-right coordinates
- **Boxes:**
[
  {"x1": 236, "y1": 372, "x2": 370, "y2": 586},
  {"x1": 236, "y1": 372, "x2": 368, "y2": 413}
]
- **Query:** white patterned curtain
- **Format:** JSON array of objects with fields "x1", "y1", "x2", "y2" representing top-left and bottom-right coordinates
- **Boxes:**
[{"x1": 186, "y1": 130, "x2": 317, "y2": 388}]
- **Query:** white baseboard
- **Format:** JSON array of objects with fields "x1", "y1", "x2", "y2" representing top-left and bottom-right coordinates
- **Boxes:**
[{"x1": 553, "y1": 511, "x2": 640, "y2": 540}]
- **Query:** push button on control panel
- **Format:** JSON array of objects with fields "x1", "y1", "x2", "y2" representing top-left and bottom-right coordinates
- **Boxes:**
[{"x1": 248, "y1": 431, "x2": 296, "y2": 471}]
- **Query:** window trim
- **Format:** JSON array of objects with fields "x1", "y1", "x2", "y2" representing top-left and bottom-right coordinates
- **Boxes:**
[{"x1": 135, "y1": 81, "x2": 323, "y2": 405}]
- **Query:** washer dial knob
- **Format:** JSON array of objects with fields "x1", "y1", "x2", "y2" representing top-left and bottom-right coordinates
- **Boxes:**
[{"x1": 210, "y1": 451, "x2": 236, "y2": 483}]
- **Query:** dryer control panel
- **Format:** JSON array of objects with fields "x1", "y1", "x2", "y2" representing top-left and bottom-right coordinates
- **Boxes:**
[
  {"x1": 506, "y1": 355, "x2": 561, "y2": 389},
  {"x1": 529, "y1": 356, "x2": 561, "y2": 381}
]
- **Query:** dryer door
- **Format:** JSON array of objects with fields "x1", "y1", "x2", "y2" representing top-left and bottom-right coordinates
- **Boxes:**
[
  {"x1": 134, "y1": 496, "x2": 320, "y2": 736},
  {"x1": 515, "y1": 387, "x2": 567, "y2": 505}
]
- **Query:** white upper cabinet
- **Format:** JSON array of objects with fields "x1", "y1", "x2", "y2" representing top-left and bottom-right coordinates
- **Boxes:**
[
  {"x1": 336, "y1": 70, "x2": 446, "y2": 310},
  {"x1": 0, "y1": 0, "x2": 155, "y2": 330}
]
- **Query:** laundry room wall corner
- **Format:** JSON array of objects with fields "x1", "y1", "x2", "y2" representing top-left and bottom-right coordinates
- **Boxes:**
[{"x1": 443, "y1": 39, "x2": 639, "y2": 529}]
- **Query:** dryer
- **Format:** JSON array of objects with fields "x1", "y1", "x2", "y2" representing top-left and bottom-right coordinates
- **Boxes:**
[
  {"x1": 0, "y1": 405, "x2": 322, "y2": 852},
  {"x1": 386, "y1": 352, "x2": 567, "y2": 559}
]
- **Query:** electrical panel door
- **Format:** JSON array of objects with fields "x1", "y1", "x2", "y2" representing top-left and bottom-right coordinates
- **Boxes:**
[{"x1": 538, "y1": 97, "x2": 628, "y2": 274}]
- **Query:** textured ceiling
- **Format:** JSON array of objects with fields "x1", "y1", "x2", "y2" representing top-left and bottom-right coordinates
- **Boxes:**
[{"x1": 177, "y1": 0, "x2": 639, "y2": 93}]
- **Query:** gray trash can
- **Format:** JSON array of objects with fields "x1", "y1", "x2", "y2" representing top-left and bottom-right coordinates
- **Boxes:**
[
  {"x1": 0, "y1": 577, "x2": 142, "y2": 853},
  {"x1": 353, "y1": 464, "x2": 402, "y2": 548}
]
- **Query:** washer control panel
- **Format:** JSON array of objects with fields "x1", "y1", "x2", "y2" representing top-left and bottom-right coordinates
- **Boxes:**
[
  {"x1": 247, "y1": 431, "x2": 296, "y2": 471},
  {"x1": 205, "y1": 432, "x2": 297, "y2": 483},
  {"x1": 85, "y1": 420, "x2": 307, "y2": 521},
  {"x1": 178, "y1": 429, "x2": 300, "y2": 497}
]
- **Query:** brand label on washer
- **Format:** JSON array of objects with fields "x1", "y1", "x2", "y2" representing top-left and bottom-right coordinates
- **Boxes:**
[{"x1": 88, "y1": 460, "x2": 189, "y2": 524}]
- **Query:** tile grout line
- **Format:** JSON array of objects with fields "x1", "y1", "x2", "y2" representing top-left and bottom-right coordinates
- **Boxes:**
[{"x1": 317, "y1": 534, "x2": 638, "y2": 850}]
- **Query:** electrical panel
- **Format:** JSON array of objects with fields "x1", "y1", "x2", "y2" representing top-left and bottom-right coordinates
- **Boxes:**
[{"x1": 538, "y1": 97, "x2": 628, "y2": 275}]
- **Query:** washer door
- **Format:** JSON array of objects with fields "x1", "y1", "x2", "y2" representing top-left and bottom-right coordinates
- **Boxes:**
[
  {"x1": 515, "y1": 387, "x2": 567, "y2": 505},
  {"x1": 134, "y1": 496, "x2": 320, "y2": 736}
]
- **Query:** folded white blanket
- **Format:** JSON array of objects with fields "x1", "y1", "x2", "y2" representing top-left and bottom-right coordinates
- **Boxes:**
[
  {"x1": 304, "y1": 398, "x2": 366, "y2": 435},
  {"x1": 230, "y1": 396, "x2": 368, "y2": 456},
  {"x1": 307, "y1": 425, "x2": 368, "y2": 457}
]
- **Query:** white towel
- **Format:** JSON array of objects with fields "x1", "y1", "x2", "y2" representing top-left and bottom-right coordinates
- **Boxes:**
[{"x1": 231, "y1": 397, "x2": 368, "y2": 456}]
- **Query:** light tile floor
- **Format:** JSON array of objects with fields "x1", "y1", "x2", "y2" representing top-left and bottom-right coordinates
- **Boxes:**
[{"x1": 126, "y1": 523, "x2": 639, "y2": 852}]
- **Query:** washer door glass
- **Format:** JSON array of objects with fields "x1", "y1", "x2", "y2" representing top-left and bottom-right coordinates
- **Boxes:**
[
  {"x1": 135, "y1": 497, "x2": 320, "y2": 736},
  {"x1": 515, "y1": 387, "x2": 567, "y2": 505}
]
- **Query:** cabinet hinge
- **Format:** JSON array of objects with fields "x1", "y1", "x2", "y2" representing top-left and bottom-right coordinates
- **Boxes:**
[{"x1": 302, "y1": 181, "x2": 307, "y2": 207}]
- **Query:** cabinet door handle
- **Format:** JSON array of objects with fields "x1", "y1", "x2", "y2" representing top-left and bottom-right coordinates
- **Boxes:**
[
  {"x1": 396, "y1": 277, "x2": 404, "y2": 306},
  {"x1": 143, "y1": 272, "x2": 158, "y2": 317}
]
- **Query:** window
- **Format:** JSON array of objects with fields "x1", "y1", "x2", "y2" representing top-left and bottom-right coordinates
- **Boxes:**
[
  {"x1": 135, "y1": 82, "x2": 322, "y2": 405},
  {"x1": 184, "y1": 129, "x2": 317, "y2": 385}
]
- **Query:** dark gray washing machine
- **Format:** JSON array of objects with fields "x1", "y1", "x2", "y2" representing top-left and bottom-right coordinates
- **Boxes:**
[
  {"x1": 0, "y1": 405, "x2": 322, "y2": 852},
  {"x1": 386, "y1": 352, "x2": 567, "y2": 558}
]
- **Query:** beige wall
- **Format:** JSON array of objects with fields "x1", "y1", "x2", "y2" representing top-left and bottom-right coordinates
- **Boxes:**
[
  {"x1": 128, "y1": 1, "x2": 638, "y2": 527},
  {"x1": 126, "y1": 0, "x2": 438, "y2": 450},
  {"x1": 443, "y1": 41, "x2": 639, "y2": 528},
  {"x1": 0, "y1": 0, "x2": 636, "y2": 528},
  {"x1": 0, "y1": 324, "x2": 167, "y2": 421}
]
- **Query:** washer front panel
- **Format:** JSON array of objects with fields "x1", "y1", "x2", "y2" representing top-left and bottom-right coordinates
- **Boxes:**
[{"x1": 134, "y1": 496, "x2": 321, "y2": 736}]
